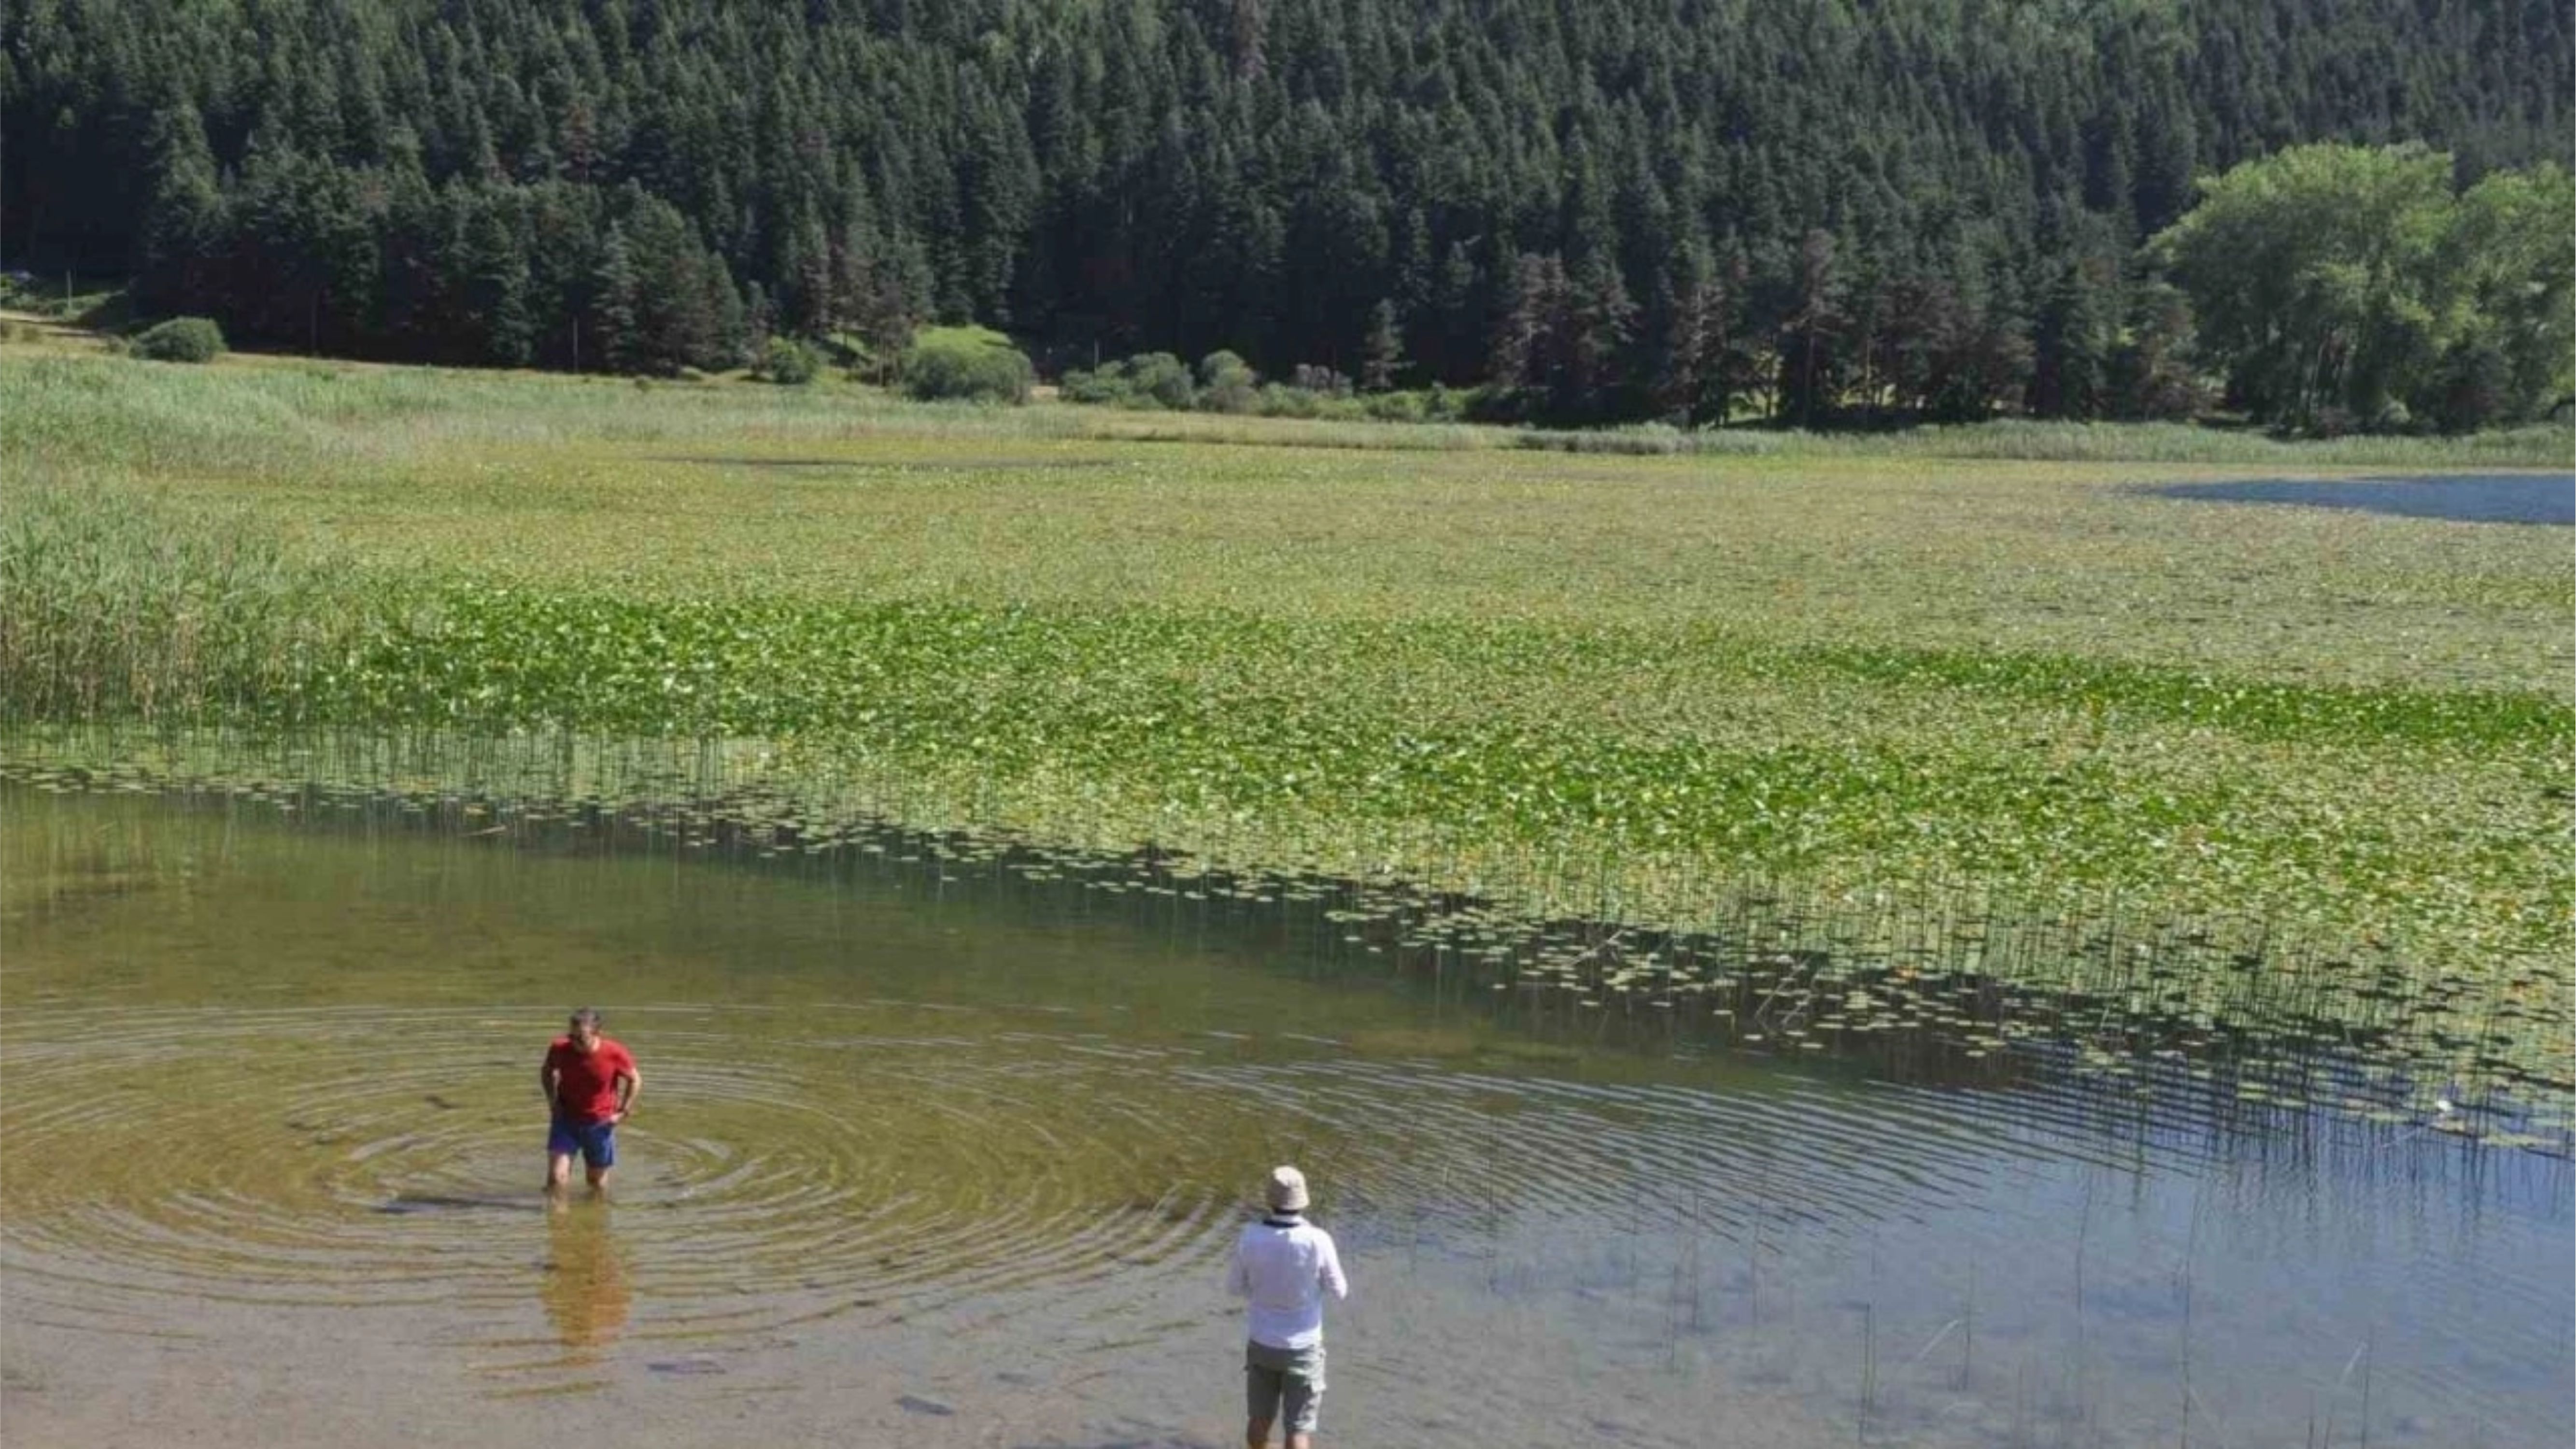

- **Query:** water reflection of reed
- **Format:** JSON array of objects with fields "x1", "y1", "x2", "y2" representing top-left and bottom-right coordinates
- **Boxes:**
[{"x1": 2, "y1": 726, "x2": 2565, "y2": 1154}]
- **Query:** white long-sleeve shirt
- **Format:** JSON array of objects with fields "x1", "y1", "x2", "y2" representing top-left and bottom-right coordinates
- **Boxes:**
[{"x1": 1228, "y1": 1215, "x2": 1348, "y2": 1350}]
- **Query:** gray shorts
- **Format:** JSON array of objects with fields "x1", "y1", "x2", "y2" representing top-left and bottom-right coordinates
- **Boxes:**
[{"x1": 1245, "y1": 1340, "x2": 1326, "y2": 1434}]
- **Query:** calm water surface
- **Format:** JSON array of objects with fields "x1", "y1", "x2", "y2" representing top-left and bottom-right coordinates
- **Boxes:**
[
  {"x1": 2151, "y1": 471, "x2": 2576, "y2": 525},
  {"x1": 2, "y1": 779, "x2": 2567, "y2": 1448}
]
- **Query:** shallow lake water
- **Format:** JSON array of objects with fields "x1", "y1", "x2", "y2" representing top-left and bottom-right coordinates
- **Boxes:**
[
  {"x1": 2150, "y1": 471, "x2": 2576, "y2": 525},
  {"x1": 2, "y1": 775, "x2": 2568, "y2": 1448}
]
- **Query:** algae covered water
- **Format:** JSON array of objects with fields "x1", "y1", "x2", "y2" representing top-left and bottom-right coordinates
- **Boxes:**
[{"x1": 2, "y1": 765, "x2": 2568, "y2": 1448}]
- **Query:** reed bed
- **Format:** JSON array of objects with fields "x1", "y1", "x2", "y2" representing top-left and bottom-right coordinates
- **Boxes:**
[{"x1": 0, "y1": 484, "x2": 357, "y2": 719}]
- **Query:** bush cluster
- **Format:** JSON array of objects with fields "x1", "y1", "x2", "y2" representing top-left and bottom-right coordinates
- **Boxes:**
[
  {"x1": 898, "y1": 328, "x2": 1033, "y2": 404},
  {"x1": 1061, "y1": 350, "x2": 1471, "y2": 423},
  {"x1": 132, "y1": 316, "x2": 226, "y2": 363},
  {"x1": 756, "y1": 336, "x2": 822, "y2": 385}
]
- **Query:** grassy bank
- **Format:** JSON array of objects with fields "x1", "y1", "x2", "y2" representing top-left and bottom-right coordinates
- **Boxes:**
[
  {"x1": 7, "y1": 332, "x2": 2570, "y2": 469},
  {"x1": 4, "y1": 345, "x2": 2570, "y2": 1099}
]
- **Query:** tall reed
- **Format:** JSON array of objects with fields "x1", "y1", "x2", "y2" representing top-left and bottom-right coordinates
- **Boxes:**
[{"x1": 0, "y1": 484, "x2": 352, "y2": 722}]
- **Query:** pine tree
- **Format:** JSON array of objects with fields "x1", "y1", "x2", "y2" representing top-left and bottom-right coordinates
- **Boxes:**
[
  {"x1": 1780, "y1": 229, "x2": 1842, "y2": 428},
  {"x1": 1565, "y1": 251, "x2": 1637, "y2": 419},
  {"x1": 1229, "y1": 0, "x2": 1268, "y2": 83},
  {"x1": 2030, "y1": 252, "x2": 2118, "y2": 419},
  {"x1": 137, "y1": 104, "x2": 225, "y2": 313},
  {"x1": 1486, "y1": 252, "x2": 1547, "y2": 396},
  {"x1": 596, "y1": 223, "x2": 642, "y2": 373},
  {"x1": 710, "y1": 255, "x2": 749, "y2": 370},
  {"x1": 377, "y1": 153, "x2": 448, "y2": 358},
  {"x1": 746, "y1": 280, "x2": 777, "y2": 351},
  {"x1": 1360, "y1": 298, "x2": 1404, "y2": 392},
  {"x1": 458, "y1": 192, "x2": 534, "y2": 365},
  {"x1": 1430, "y1": 240, "x2": 1482, "y2": 384},
  {"x1": 787, "y1": 216, "x2": 834, "y2": 338},
  {"x1": 1651, "y1": 241, "x2": 1724, "y2": 425}
]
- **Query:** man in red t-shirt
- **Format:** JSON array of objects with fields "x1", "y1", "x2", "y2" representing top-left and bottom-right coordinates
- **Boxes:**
[{"x1": 540, "y1": 1007, "x2": 641, "y2": 1195}]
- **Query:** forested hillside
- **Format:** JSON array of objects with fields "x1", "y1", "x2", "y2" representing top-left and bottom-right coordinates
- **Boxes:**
[{"x1": 4, "y1": 0, "x2": 2568, "y2": 423}]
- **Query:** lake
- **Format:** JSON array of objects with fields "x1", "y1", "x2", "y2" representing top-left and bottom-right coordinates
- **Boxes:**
[
  {"x1": 2, "y1": 759, "x2": 2568, "y2": 1449},
  {"x1": 2150, "y1": 471, "x2": 2576, "y2": 525}
]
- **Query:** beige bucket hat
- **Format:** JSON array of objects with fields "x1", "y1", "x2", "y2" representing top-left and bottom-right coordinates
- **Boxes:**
[{"x1": 1266, "y1": 1165, "x2": 1310, "y2": 1212}]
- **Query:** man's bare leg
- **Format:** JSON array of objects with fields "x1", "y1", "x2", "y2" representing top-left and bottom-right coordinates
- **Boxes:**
[
  {"x1": 585, "y1": 1164, "x2": 612, "y2": 1198},
  {"x1": 1286, "y1": 1435, "x2": 1312, "y2": 1449},
  {"x1": 1244, "y1": 1418, "x2": 1272, "y2": 1449},
  {"x1": 546, "y1": 1151, "x2": 575, "y2": 1195}
]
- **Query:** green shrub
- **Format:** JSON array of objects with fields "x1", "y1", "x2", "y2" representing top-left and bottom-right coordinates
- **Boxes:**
[
  {"x1": 1361, "y1": 390, "x2": 1429, "y2": 423},
  {"x1": 1197, "y1": 351, "x2": 1258, "y2": 413},
  {"x1": 1124, "y1": 352, "x2": 1195, "y2": 410},
  {"x1": 1058, "y1": 365, "x2": 1133, "y2": 406},
  {"x1": 1061, "y1": 352, "x2": 1202, "y2": 409},
  {"x1": 758, "y1": 337, "x2": 822, "y2": 385},
  {"x1": 1252, "y1": 384, "x2": 1311, "y2": 418},
  {"x1": 132, "y1": 317, "x2": 226, "y2": 364},
  {"x1": 898, "y1": 327, "x2": 1033, "y2": 404}
]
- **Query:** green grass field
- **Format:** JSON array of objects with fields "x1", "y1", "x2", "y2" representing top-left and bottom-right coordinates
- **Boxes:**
[{"x1": 5, "y1": 341, "x2": 2570, "y2": 1101}]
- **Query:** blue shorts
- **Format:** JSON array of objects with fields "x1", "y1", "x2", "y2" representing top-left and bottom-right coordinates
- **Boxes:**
[{"x1": 548, "y1": 1116, "x2": 617, "y2": 1170}]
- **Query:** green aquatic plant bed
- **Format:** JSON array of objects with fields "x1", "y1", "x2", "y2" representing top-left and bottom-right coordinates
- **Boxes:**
[{"x1": 2, "y1": 350, "x2": 2569, "y2": 1106}]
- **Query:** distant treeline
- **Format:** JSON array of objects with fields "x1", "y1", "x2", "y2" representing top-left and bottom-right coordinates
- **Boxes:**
[{"x1": 4, "y1": 0, "x2": 2569, "y2": 427}]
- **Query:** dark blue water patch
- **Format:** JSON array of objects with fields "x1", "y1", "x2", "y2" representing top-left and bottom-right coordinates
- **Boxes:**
[{"x1": 2151, "y1": 472, "x2": 2576, "y2": 525}]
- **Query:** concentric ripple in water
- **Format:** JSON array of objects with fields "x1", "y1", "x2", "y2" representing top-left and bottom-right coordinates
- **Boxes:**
[{"x1": 0, "y1": 1001, "x2": 1256, "y2": 1350}]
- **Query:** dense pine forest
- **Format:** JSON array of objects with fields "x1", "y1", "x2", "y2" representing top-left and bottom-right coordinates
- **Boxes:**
[{"x1": 4, "y1": 0, "x2": 2569, "y2": 427}]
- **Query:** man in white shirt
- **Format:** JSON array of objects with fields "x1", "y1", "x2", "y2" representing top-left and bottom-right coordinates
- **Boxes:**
[{"x1": 1228, "y1": 1165, "x2": 1349, "y2": 1449}]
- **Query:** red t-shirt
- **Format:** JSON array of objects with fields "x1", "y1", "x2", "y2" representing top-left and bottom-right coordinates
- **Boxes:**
[{"x1": 545, "y1": 1036, "x2": 637, "y2": 1124}]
